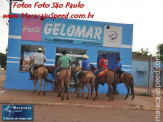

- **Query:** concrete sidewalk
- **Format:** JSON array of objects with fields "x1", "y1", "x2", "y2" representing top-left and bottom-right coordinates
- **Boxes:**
[{"x1": 1, "y1": 70, "x2": 163, "y2": 111}]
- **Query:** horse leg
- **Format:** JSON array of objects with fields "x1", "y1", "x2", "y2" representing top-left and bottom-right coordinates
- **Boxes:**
[
  {"x1": 81, "y1": 83, "x2": 84, "y2": 97},
  {"x1": 61, "y1": 80, "x2": 64, "y2": 101},
  {"x1": 76, "y1": 83, "x2": 81, "y2": 98},
  {"x1": 43, "y1": 79, "x2": 46, "y2": 96},
  {"x1": 33, "y1": 79, "x2": 36, "y2": 94},
  {"x1": 95, "y1": 83, "x2": 98, "y2": 98},
  {"x1": 108, "y1": 84, "x2": 112, "y2": 101},
  {"x1": 112, "y1": 83, "x2": 116, "y2": 100},
  {"x1": 91, "y1": 81, "x2": 96, "y2": 101},
  {"x1": 125, "y1": 84, "x2": 130, "y2": 99},
  {"x1": 57, "y1": 80, "x2": 61, "y2": 97},
  {"x1": 85, "y1": 83, "x2": 90, "y2": 99},
  {"x1": 38, "y1": 78, "x2": 42, "y2": 96}
]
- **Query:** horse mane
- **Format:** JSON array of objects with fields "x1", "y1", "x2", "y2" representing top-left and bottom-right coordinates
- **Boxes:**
[{"x1": 90, "y1": 64, "x2": 96, "y2": 72}]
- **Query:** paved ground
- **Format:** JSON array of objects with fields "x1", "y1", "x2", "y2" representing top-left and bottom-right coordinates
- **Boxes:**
[{"x1": 0, "y1": 70, "x2": 163, "y2": 122}]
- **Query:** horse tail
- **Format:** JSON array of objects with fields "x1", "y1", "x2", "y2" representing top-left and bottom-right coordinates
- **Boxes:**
[
  {"x1": 44, "y1": 68, "x2": 53, "y2": 84},
  {"x1": 130, "y1": 76, "x2": 135, "y2": 99},
  {"x1": 91, "y1": 74, "x2": 95, "y2": 96}
]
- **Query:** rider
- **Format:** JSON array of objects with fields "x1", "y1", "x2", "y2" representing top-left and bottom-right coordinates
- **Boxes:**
[
  {"x1": 54, "y1": 50, "x2": 73, "y2": 81},
  {"x1": 115, "y1": 56, "x2": 123, "y2": 79},
  {"x1": 94, "y1": 54, "x2": 109, "y2": 83},
  {"x1": 76, "y1": 54, "x2": 90, "y2": 83},
  {"x1": 29, "y1": 48, "x2": 46, "y2": 80}
]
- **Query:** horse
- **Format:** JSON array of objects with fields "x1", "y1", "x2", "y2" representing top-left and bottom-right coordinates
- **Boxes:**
[
  {"x1": 90, "y1": 64, "x2": 117, "y2": 101},
  {"x1": 32, "y1": 66, "x2": 52, "y2": 96},
  {"x1": 57, "y1": 68, "x2": 71, "y2": 101},
  {"x1": 76, "y1": 70, "x2": 96, "y2": 101},
  {"x1": 116, "y1": 73, "x2": 135, "y2": 99}
]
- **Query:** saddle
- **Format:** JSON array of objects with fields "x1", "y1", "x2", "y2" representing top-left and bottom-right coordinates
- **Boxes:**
[
  {"x1": 116, "y1": 71, "x2": 125, "y2": 83},
  {"x1": 77, "y1": 70, "x2": 89, "y2": 79},
  {"x1": 31, "y1": 65, "x2": 45, "y2": 75},
  {"x1": 97, "y1": 69, "x2": 109, "y2": 77},
  {"x1": 57, "y1": 68, "x2": 70, "y2": 76}
]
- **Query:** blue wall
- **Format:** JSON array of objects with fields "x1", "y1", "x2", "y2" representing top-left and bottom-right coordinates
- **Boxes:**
[
  {"x1": 5, "y1": 15, "x2": 133, "y2": 95},
  {"x1": 132, "y1": 60, "x2": 163, "y2": 87}
]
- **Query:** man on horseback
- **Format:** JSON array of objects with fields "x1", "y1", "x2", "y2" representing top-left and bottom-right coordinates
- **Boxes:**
[
  {"x1": 114, "y1": 56, "x2": 123, "y2": 79},
  {"x1": 76, "y1": 54, "x2": 90, "y2": 83},
  {"x1": 29, "y1": 48, "x2": 46, "y2": 80},
  {"x1": 94, "y1": 54, "x2": 109, "y2": 83},
  {"x1": 54, "y1": 50, "x2": 73, "y2": 82}
]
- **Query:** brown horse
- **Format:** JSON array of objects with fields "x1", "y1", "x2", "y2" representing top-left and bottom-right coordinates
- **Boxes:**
[
  {"x1": 57, "y1": 68, "x2": 71, "y2": 101},
  {"x1": 116, "y1": 73, "x2": 135, "y2": 99},
  {"x1": 76, "y1": 70, "x2": 96, "y2": 101},
  {"x1": 90, "y1": 64, "x2": 117, "y2": 101},
  {"x1": 45, "y1": 66, "x2": 60, "y2": 92},
  {"x1": 32, "y1": 66, "x2": 52, "y2": 95}
]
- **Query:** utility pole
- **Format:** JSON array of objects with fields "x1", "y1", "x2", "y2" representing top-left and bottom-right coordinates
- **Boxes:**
[{"x1": 9, "y1": 0, "x2": 12, "y2": 14}]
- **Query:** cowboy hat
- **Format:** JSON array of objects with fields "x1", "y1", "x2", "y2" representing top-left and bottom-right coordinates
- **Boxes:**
[
  {"x1": 38, "y1": 48, "x2": 42, "y2": 51},
  {"x1": 83, "y1": 54, "x2": 89, "y2": 59}
]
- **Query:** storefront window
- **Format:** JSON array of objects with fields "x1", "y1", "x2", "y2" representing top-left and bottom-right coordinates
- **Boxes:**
[{"x1": 19, "y1": 45, "x2": 45, "y2": 72}]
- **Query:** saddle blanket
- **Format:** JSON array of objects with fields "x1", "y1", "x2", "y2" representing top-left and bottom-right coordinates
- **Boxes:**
[{"x1": 98, "y1": 69, "x2": 109, "y2": 77}]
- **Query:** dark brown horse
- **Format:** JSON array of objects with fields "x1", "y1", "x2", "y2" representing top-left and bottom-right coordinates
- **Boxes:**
[
  {"x1": 32, "y1": 66, "x2": 52, "y2": 96},
  {"x1": 76, "y1": 70, "x2": 96, "y2": 101},
  {"x1": 45, "y1": 66, "x2": 60, "y2": 91},
  {"x1": 90, "y1": 64, "x2": 117, "y2": 101},
  {"x1": 57, "y1": 68, "x2": 71, "y2": 101},
  {"x1": 116, "y1": 73, "x2": 135, "y2": 99}
]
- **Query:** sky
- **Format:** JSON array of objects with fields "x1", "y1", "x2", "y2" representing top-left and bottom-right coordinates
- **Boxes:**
[{"x1": 0, "y1": 0, "x2": 163, "y2": 55}]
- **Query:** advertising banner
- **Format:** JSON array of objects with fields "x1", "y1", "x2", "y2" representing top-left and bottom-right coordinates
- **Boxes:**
[{"x1": 103, "y1": 25, "x2": 122, "y2": 48}]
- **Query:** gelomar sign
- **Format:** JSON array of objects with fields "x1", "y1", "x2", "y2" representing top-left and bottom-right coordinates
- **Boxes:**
[
  {"x1": 21, "y1": 18, "x2": 122, "y2": 47},
  {"x1": 42, "y1": 19, "x2": 104, "y2": 46}
]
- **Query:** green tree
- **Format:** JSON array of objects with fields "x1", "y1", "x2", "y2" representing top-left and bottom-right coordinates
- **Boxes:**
[
  {"x1": 0, "y1": 52, "x2": 7, "y2": 69},
  {"x1": 157, "y1": 44, "x2": 163, "y2": 61},
  {"x1": 132, "y1": 48, "x2": 150, "y2": 56}
]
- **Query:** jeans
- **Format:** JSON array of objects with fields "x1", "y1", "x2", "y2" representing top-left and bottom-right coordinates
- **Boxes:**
[
  {"x1": 29, "y1": 64, "x2": 36, "y2": 78},
  {"x1": 76, "y1": 70, "x2": 82, "y2": 83},
  {"x1": 94, "y1": 68, "x2": 105, "y2": 83},
  {"x1": 54, "y1": 66, "x2": 62, "y2": 81}
]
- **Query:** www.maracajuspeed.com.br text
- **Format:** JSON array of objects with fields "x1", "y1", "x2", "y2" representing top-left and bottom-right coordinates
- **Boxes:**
[{"x1": 3, "y1": 12, "x2": 94, "y2": 20}]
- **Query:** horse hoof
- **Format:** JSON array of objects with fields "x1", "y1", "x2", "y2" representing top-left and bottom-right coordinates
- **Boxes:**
[
  {"x1": 61, "y1": 97, "x2": 64, "y2": 101},
  {"x1": 76, "y1": 95, "x2": 79, "y2": 98},
  {"x1": 58, "y1": 94, "x2": 61, "y2": 97},
  {"x1": 33, "y1": 91, "x2": 35, "y2": 94},
  {"x1": 85, "y1": 97, "x2": 88, "y2": 99},
  {"x1": 124, "y1": 97, "x2": 128, "y2": 100},
  {"x1": 131, "y1": 97, "x2": 135, "y2": 100},
  {"x1": 93, "y1": 98, "x2": 96, "y2": 101},
  {"x1": 38, "y1": 93, "x2": 40, "y2": 96},
  {"x1": 43, "y1": 93, "x2": 45, "y2": 96},
  {"x1": 67, "y1": 97, "x2": 69, "y2": 100}
]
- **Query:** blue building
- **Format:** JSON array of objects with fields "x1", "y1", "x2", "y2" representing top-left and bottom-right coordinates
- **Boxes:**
[
  {"x1": 132, "y1": 55, "x2": 163, "y2": 87},
  {"x1": 5, "y1": 14, "x2": 133, "y2": 94}
]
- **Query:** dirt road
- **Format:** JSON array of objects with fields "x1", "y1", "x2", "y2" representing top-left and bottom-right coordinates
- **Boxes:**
[{"x1": 0, "y1": 104, "x2": 160, "y2": 122}]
